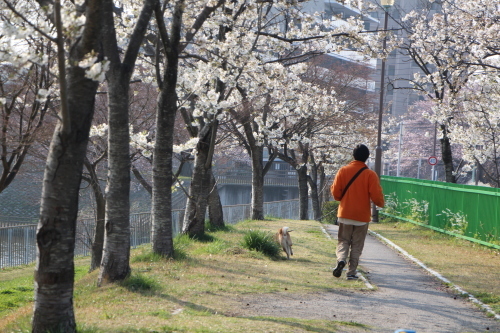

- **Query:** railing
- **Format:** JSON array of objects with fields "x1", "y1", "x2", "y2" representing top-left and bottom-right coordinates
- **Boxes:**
[
  {"x1": 381, "y1": 176, "x2": 500, "y2": 250},
  {"x1": 216, "y1": 175, "x2": 298, "y2": 187},
  {"x1": 0, "y1": 199, "x2": 307, "y2": 269},
  {"x1": 0, "y1": 217, "x2": 38, "y2": 228},
  {"x1": 0, "y1": 224, "x2": 37, "y2": 268}
]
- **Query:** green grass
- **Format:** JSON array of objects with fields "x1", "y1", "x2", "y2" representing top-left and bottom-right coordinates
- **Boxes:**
[
  {"x1": 241, "y1": 229, "x2": 281, "y2": 257},
  {"x1": 5, "y1": 217, "x2": 499, "y2": 331},
  {"x1": 1, "y1": 219, "x2": 370, "y2": 332},
  {"x1": 0, "y1": 263, "x2": 89, "y2": 318},
  {"x1": 120, "y1": 272, "x2": 161, "y2": 293}
]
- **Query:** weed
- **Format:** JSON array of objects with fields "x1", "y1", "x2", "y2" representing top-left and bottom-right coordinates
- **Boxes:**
[
  {"x1": 196, "y1": 239, "x2": 230, "y2": 255},
  {"x1": 131, "y1": 250, "x2": 166, "y2": 263},
  {"x1": 188, "y1": 232, "x2": 215, "y2": 243},
  {"x1": 401, "y1": 196, "x2": 429, "y2": 223},
  {"x1": 241, "y1": 229, "x2": 280, "y2": 258},
  {"x1": 205, "y1": 221, "x2": 234, "y2": 233},
  {"x1": 383, "y1": 192, "x2": 399, "y2": 215},
  {"x1": 76, "y1": 325, "x2": 101, "y2": 333},
  {"x1": 440, "y1": 208, "x2": 468, "y2": 235},
  {"x1": 120, "y1": 272, "x2": 161, "y2": 293}
]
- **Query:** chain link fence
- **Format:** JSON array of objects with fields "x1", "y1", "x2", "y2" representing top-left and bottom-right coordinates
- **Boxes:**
[{"x1": 1, "y1": 200, "x2": 307, "y2": 269}]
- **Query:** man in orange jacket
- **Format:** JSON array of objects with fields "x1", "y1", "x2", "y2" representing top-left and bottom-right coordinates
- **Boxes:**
[{"x1": 330, "y1": 144, "x2": 385, "y2": 280}]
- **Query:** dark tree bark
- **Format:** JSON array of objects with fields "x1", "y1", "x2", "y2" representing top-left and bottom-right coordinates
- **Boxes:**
[
  {"x1": 440, "y1": 124, "x2": 456, "y2": 183},
  {"x1": 152, "y1": 0, "x2": 224, "y2": 252},
  {"x1": 297, "y1": 164, "x2": 309, "y2": 220},
  {"x1": 31, "y1": 0, "x2": 103, "y2": 330},
  {"x1": 32, "y1": 15, "x2": 103, "y2": 333},
  {"x1": 98, "y1": 0, "x2": 158, "y2": 284},
  {"x1": 250, "y1": 145, "x2": 265, "y2": 220},
  {"x1": 318, "y1": 163, "x2": 330, "y2": 213},
  {"x1": 132, "y1": 164, "x2": 152, "y2": 195},
  {"x1": 228, "y1": 94, "x2": 276, "y2": 221},
  {"x1": 84, "y1": 157, "x2": 106, "y2": 272},
  {"x1": 279, "y1": 147, "x2": 309, "y2": 221},
  {"x1": 150, "y1": 0, "x2": 183, "y2": 256},
  {"x1": 208, "y1": 170, "x2": 224, "y2": 228},
  {"x1": 182, "y1": 123, "x2": 217, "y2": 236},
  {"x1": 33, "y1": 71, "x2": 99, "y2": 333},
  {"x1": 307, "y1": 155, "x2": 321, "y2": 221}
]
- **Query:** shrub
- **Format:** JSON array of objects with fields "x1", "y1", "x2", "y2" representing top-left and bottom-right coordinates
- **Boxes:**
[
  {"x1": 120, "y1": 272, "x2": 160, "y2": 293},
  {"x1": 321, "y1": 201, "x2": 339, "y2": 224},
  {"x1": 241, "y1": 230, "x2": 280, "y2": 258}
]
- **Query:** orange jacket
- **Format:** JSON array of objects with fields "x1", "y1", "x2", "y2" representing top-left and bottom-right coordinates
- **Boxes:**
[{"x1": 330, "y1": 160, "x2": 385, "y2": 223}]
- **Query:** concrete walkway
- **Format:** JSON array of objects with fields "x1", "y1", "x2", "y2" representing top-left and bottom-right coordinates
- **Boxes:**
[{"x1": 322, "y1": 224, "x2": 500, "y2": 332}]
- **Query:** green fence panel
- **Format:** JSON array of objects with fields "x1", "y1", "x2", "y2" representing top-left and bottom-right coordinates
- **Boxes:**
[{"x1": 380, "y1": 176, "x2": 500, "y2": 247}]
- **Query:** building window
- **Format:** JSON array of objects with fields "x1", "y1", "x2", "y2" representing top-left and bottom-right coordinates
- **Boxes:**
[{"x1": 388, "y1": 65, "x2": 395, "y2": 77}]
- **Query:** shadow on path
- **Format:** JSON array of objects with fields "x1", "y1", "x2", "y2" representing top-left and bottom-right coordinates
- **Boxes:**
[{"x1": 236, "y1": 224, "x2": 499, "y2": 333}]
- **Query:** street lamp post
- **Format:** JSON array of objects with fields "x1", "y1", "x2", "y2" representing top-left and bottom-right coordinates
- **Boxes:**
[{"x1": 372, "y1": 0, "x2": 394, "y2": 222}]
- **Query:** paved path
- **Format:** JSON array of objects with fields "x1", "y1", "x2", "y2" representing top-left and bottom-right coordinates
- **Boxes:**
[
  {"x1": 323, "y1": 224, "x2": 500, "y2": 332},
  {"x1": 241, "y1": 224, "x2": 500, "y2": 332}
]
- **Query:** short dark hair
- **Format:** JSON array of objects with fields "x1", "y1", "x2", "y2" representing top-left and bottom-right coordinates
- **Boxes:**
[{"x1": 353, "y1": 144, "x2": 369, "y2": 162}]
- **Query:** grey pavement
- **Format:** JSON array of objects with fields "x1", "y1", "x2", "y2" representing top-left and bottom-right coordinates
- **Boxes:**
[
  {"x1": 322, "y1": 224, "x2": 500, "y2": 333},
  {"x1": 239, "y1": 224, "x2": 500, "y2": 332}
]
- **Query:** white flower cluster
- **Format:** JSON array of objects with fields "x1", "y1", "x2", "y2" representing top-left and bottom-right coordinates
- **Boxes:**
[{"x1": 79, "y1": 54, "x2": 109, "y2": 82}]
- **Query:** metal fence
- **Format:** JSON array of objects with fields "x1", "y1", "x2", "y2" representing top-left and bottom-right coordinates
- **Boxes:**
[
  {"x1": 381, "y1": 176, "x2": 500, "y2": 249},
  {"x1": 0, "y1": 199, "x2": 306, "y2": 269}
]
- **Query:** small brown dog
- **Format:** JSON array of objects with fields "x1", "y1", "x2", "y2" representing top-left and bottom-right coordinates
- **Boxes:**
[{"x1": 276, "y1": 227, "x2": 293, "y2": 259}]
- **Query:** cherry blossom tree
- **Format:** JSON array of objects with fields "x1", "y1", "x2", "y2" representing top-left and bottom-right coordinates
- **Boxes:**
[
  {"x1": 146, "y1": 0, "x2": 226, "y2": 254},
  {"x1": 392, "y1": 0, "x2": 500, "y2": 183},
  {"x1": 84, "y1": 82, "x2": 157, "y2": 272},
  {"x1": 449, "y1": 71, "x2": 500, "y2": 187},
  {"x1": 2, "y1": 0, "x2": 160, "y2": 325},
  {"x1": 97, "y1": 0, "x2": 158, "y2": 285},
  {"x1": 175, "y1": 0, "x2": 386, "y2": 230},
  {"x1": 1, "y1": 0, "x2": 106, "y2": 329},
  {"x1": 0, "y1": 59, "x2": 55, "y2": 194}
]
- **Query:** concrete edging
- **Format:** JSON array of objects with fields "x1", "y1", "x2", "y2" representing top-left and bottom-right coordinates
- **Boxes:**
[{"x1": 369, "y1": 229, "x2": 500, "y2": 320}]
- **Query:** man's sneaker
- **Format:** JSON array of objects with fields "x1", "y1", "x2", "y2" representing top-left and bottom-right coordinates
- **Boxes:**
[
  {"x1": 347, "y1": 274, "x2": 358, "y2": 280},
  {"x1": 332, "y1": 260, "x2": 346, "y2": 278}
]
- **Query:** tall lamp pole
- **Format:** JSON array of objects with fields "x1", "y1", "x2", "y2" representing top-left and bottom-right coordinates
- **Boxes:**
[{"x1": 372, "y1": 0, "x2": 394, "y2": 222}]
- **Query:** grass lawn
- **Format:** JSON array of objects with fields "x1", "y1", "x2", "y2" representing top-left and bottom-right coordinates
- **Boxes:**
[
  {"x1": 0, "y1": 218, "x2": 370, "y2": 332},
  {"x1": 1, "y1": 217, "x2": 499, "y2": 332}
]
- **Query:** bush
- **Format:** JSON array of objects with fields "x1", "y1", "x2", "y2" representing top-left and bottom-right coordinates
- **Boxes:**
[
  {"x1": 321, "y1": 201, "x2": 339, "y2": 224},
  {"x1": 120, "y1": 272, "x2": 161, "y2": 293},
  {"x1": 241, "y1": 230, "x2": 280, "y2": 258}
]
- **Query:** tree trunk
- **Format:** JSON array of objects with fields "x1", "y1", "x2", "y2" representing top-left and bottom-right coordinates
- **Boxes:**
[
  {"x1": 150, "y1": 0, "x2": 185, "y2": 256},
  {"x1": 440, "y1": 124, "x2": 456, "y2": 183},
  {"x1": 182, "y1": 126, "x2": 215, "y2": 237},
  {"x1": 151, "y1": 80, "x2": 177, "y2": 257},
  {"x1": 90, "y1": 196, "x2": 105, "y2": 272},
  {"x1": 98, "y1": 74, "x2": 131, "y2": 284},
  {"x1": 32, "y1": 67, "x2": 99, "y2": 333},
  {"x1": 208, "y1": 171, "x2": 224, "y2": 228},
  {"x1": 250, "y1": 145, "x2": 265, "y2": 220},
  {"x1": 98, "y1": 0, "x2": 157, "y2": 284},
  {"x1": 307, "y1": 163, "x2": 321, "y2": 221},
  {"x1": 297, "y1": 165, "x2": 309, "y2": 220},
  {"x1": 132, "y1": 164, "x2": 152, "y2": 196},
  {"x1": 84, "y1": 159, "x2": 106, "y2": 272},
  {"x1": 318, "y1": 164, "x2": 326, "y2": 210}
]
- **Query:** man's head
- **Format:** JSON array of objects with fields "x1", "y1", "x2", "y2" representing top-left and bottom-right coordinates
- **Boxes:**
[{"x1": 353, "y1": 144, "x2": 369, "y2": 162}]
